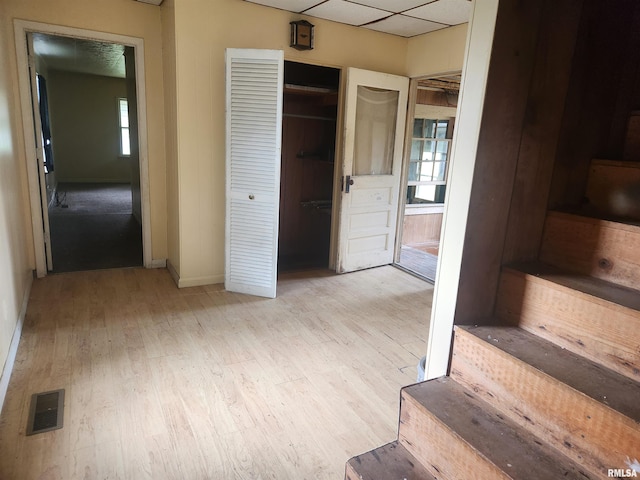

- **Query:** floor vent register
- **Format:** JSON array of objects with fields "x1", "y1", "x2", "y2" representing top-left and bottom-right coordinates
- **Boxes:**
[{"x1": 26, "y1": 389, "x2": 64, "y2": 436}]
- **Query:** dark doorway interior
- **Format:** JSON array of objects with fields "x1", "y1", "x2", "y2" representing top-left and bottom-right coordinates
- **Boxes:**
[
  {"x1": 49, "y1": 183, "x2": 142, "y2": 273},
  {"x1": 278, "y1": 62, "x2": 340, "y2": 271},
  {"x1": 32, "y1": 33, "x2": 143, "y2": 273}
]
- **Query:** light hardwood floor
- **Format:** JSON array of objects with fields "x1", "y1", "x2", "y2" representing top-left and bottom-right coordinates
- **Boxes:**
[{"x1": 0, "y1": 266, "x2": 432, "y2": 479}]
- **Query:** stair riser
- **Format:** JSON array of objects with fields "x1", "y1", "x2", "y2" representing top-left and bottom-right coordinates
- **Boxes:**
[
  {"x1": 344, "y1": 463, "x2": 359, "y2": 480},
  {"x1": 539, "y1": 212, "x2": 640, "y2": 290},
  {"x1": 398, "y1": 393, "x2": 511, "y2": 480},
  {"x1": 586, "y1": 161, "x2": 640, "y2": 218},
  {"x1": 496, "y1": 270, "x2": 640, "y2": 381},
  {"x1": 450, "y1": 328, "x2": 640, "y2": 478},
  {"x1": 623, "y1": 114, "x2": 640, "y2": 160}
]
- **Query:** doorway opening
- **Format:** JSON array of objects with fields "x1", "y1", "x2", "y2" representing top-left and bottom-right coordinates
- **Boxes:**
[
  {"x1": 278, "y1": 61, "x2": 340, "y2": 272},
  {"x1": 396, "y1": 74, "x2": 460, "y2": 282},
  {"x1": 31, "y1": 32, "x2": 143, "y2": 273}
]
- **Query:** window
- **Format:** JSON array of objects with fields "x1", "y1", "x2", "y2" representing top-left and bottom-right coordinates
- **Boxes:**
[
  {"x1": 118, "y1": 98, "x2": 131, "y2": 156},
  {"x1": 407, "y1": 118, "x2": 452, "y2": 205},
  {"x1": 36, "y1": 74, "x2": 54, "y2": 174}
]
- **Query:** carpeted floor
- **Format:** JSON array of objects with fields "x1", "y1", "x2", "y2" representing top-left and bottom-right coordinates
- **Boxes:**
[{"x1": 48, "y1": 183, "x2": 142, "y2": 273}]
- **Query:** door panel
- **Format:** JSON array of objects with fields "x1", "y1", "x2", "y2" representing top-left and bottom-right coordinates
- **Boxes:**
[
  {"x1": 337, "y1": 68, "x2": 409, "y2": 273},
  {"x1": 27, "y1": 33, "x2": 53, "y2": 271},
  {"x1": 225, "y1": 48, "x2": 284, "y2": 298}
]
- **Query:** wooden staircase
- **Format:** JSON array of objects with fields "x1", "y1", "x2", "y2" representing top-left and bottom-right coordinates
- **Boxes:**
[{"x1": 346, "y1": 161, "x2": 640, "y2": 479}]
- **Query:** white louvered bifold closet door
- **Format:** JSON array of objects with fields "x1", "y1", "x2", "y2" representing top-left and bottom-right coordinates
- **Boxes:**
[{"x1": 225, "y1": 49, "x2": 284, "y2": 298}]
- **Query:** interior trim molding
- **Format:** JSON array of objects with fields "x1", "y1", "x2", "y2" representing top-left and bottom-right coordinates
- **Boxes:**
[
  {"x1": 168, "y1": 260, "x2": 224, "y2": 289},
  {"x1": 55, "y1": 178, "x2": 132, "y2": 184},
  {"x1": 0, "y1": 275, "x2": 33, "y2": 416},
  {"x1": 14, "y1": 19, "x2": 154, "y2": 275},
  {"x1": 178, "y1": 274, "x2": 225, "y2": 289},
  {"x1": 149, "y1": 258, "x2": 167, "y2": 269},
  {"x1": 166, "y1": 259, "x2": 179, "y2": 286}
]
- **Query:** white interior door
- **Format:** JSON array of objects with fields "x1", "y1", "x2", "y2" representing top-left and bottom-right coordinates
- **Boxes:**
[
  {"x1": 337, "y1": 68, "x2": 409, "y2": 273},
  {"x1": 225, "y1": 48, "x2": 284, "y2": 298},
  {"x1": 27, "y1": 33, "x2": 53, "y2": 271}
]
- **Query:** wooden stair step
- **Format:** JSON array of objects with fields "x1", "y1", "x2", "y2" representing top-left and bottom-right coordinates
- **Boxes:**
[
  {"x1": 507, "y1": 261, "x2": 640, "y2": 311},
  {"x1": 450, "y1": 325, "x2": 640, "y2": 478},
  {"x1": 345, "y1": 441, "x2": 435, "y2": 480},
  {"x1": 497, "y1": 262, "x2": 640, "y2": 381},
  {"x1": 399, "y1": 377, "x2": 596, "y2": 480},
  {"x1": 539, "y1": 211, "x2": 640, "y2": 290},
  {"x1": 457, "y1": 325, "x2": 640, "y2": 423},
  {"x1": 585, "y1": 159, "x2": 640, "y2": 218}
]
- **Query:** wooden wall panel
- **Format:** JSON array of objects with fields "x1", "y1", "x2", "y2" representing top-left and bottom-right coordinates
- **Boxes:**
[
  {"x1": 501, "y1": 0, "x2": 583, "y2": 264},
  {"x1": 278, "y1": 93, "x2": 337, "y2": 270},
  {"x1": 456, "y1": 0, "x2": 640, "y2": 325},
  {"x1": 453, "y1": 0, "x2": 545, "y2": 325},
  {"x1": 608, "y1": 6, "x2": 640, "y2": 159},
  {"x1": 549, "y1": 0, "x2": 640, "y2": 209},
  {"x1": 416, "y1": 89, "x2": 455, "y2": 107},
  {"x1": 402, "y1": 213, "x2": 443, "y2": 246}
]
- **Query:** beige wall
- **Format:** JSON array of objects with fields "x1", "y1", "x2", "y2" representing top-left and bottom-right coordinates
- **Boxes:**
[
  {"x1": 168, "y1": 0, "x2": 467, "y2": 286},
  {"x1": 3, "y1": 0, "x2": 468, "y2": 291},
  {"x1": 0, "y1": 0, "x2": 33, "y2": 401},
  {"x1": 47, "y1": 70, "x2": 130, "y2": 183},
  {"x1": 406, "y1": 23, "x2": 468, "y2": 78},
  {"x1": 3, "y1": 0, "x2": 167, "y2": 260},
  {"x1": 170, "y1": 0, "x2": 408, "y2": 285},
  {"x1": 162, "y1": 0, "x2": 180, "y2": 278}
]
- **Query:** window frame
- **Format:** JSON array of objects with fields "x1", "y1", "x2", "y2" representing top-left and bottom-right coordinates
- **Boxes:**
[
  {"x1": 117, "y1": 97, "x2": 131, "y2": 157},
  {"x1": 406, "y1": 115, "x2": 455, "y2": 207}
]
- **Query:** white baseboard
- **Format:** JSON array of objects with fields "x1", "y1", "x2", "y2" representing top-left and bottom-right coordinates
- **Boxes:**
[
  {"x1": 166, "y1": 260, "x2": 223, "y2": 288},
  {"x1": 178, "y1": 274, "x2": 224, "y2": 288},
  {"x1": 56, "y1": 178, "x2": 131, "y2": 184},
  {"x1": 166, "y1": 259, "x2": 180, "y2": 287},
  {"x1": 0, "y1": 275, "x2": 33, "y2": 416},
  {"x1": 148, "y1": 258, "x2": 167, "y2": 269}
]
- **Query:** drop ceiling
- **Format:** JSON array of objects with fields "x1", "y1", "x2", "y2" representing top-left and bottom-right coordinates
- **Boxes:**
[{"x1": 245, "y1": 0, "x2": 472, "y2": 37}]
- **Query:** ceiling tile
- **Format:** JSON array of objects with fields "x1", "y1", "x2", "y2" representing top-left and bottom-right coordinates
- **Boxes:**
[
  {"x1": 349, "y1": 0, "x2": 436, "y2": 14},
  {"x1": 363, "y1": 14, "x2": 446, "y2": 37},
  {"x1": 245, "y1": 0, "x2": 321, "y2": 13},
  {"x1": 405, "y1": 0, "x2": 471, "y2": 25},
  {"x1": 304, "y1": 0, "x2": 390, "y2": 26}
]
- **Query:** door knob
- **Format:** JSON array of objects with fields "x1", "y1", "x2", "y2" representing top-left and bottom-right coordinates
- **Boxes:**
[
  {"x1": 249, "y1": 194, "x2": 255, "y2": 200},
  {"x1": 345, "y1": 176, "x2": 354, "y2": 193}
]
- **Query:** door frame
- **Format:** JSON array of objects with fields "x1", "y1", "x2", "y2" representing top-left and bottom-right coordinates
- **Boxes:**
[
  {"x1": 328, "y1": 67, "x2": 346, "y2": 271},
  {"x1": 14, "y1": 19, "x2": 153, "y2": 276},
  {"x1": 423, "y1": 0, "x2": 500, "y2": 380},
  {"x1": 394, "y1": 72, "x2": 462, "y2": 268},
  {"x1": 26, "y1": 35, "x2": 54, "y2": 271},
  {"x1": 394, "y1": 77, "x2": 420, "y2": 265}
]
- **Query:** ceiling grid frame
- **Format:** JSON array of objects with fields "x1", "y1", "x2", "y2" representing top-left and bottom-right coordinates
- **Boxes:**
[{"x1": 245, "y1": 0, "x2": 472, "y2": 37}]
